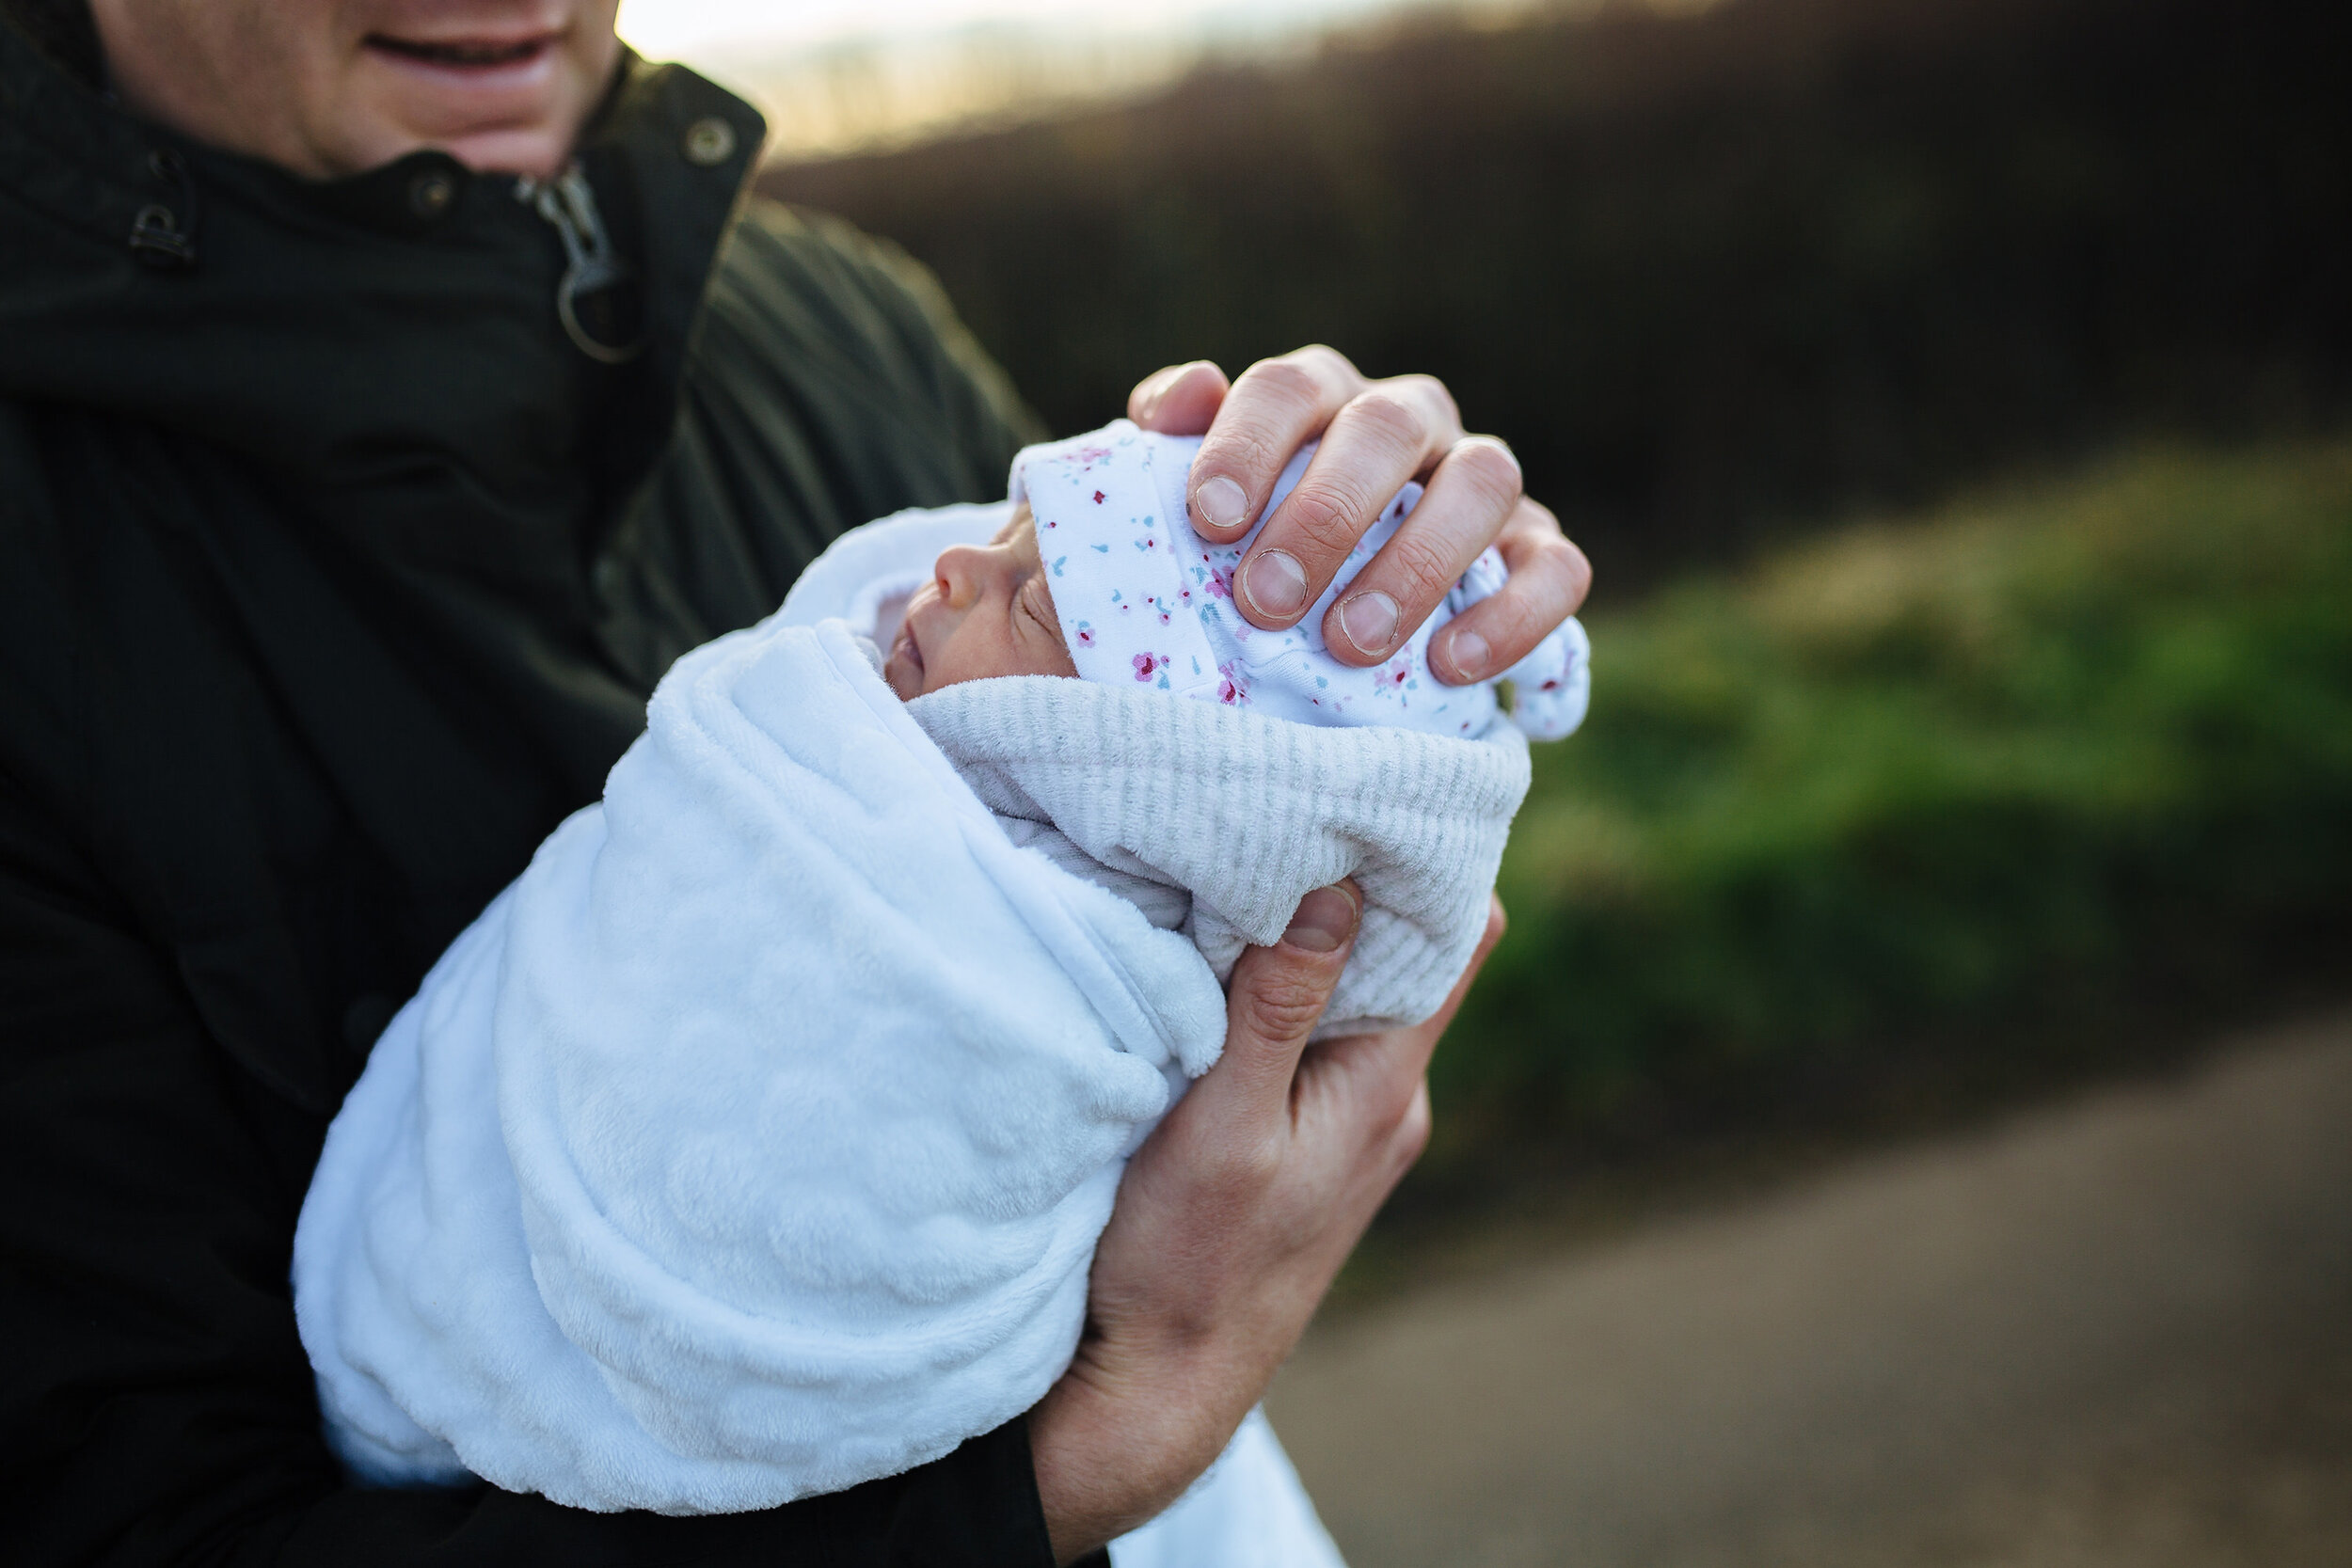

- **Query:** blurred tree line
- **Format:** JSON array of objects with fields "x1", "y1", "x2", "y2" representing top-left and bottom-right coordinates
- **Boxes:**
[
  {"x1": 1445, "y1": 442, "x2": 2352, "y2": 1150},
  {"x1": 766, "y1": 0, "x2": 2349, "y2": 592}
]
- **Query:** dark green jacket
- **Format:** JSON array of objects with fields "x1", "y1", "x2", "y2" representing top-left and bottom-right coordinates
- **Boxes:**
[{"x1": 0, "y1": 12, "x2": 1062, "y2": 1563}]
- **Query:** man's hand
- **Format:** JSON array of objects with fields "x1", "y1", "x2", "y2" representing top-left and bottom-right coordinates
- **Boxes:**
[
  {"x1": 1130, "y1": 349, "x2": 1592, "y2": 684},
  {"x1": 1029, "y1": 883, "x2": 1508, "y2": 1561}
]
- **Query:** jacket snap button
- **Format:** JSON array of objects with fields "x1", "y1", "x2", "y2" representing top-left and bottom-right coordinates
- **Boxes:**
[
  {"x1": 128, "y1": 203, "x2": 196, "y2": 268},
  {"x1": 682, "y1": 117, "x2": 737, "y2": 166},
  {"x1": 408, "y1": 170, "x2": 456, "y2": 219}
]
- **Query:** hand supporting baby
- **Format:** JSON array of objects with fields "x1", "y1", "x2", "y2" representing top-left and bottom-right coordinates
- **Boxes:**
[{"x1": 1031, "y1": 882, "x2": 1507, "y2": 1561}]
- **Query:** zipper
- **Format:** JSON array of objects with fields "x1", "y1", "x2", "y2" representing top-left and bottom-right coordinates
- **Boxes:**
[{"x1": 514, "y1": 163, "x2": 645, "y2": 365}]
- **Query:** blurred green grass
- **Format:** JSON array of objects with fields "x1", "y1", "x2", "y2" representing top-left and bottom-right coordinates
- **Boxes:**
[{"x1": 1440, "y1": 442, "x2": 2352, "y2": 1144}]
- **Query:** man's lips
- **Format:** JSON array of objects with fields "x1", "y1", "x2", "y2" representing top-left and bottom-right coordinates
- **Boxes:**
[{"x1": 364, "y1": 33, "x2": 559, "y2": 71}]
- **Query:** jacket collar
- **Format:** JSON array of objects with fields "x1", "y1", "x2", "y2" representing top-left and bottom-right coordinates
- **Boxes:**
[{"x1": 0, "y1": 18, "x2": 763, "y2": 514}]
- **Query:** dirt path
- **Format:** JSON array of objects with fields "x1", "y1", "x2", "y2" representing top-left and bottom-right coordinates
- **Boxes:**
[{"x1": 1267, "y1": 1011, "x2": 2352, "y2": 1567}]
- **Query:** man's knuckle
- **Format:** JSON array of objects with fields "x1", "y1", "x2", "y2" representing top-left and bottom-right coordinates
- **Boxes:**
[
  {"x1": 1511, "y1": 495, "x2": 1562, "y2": 537},
  {"x1": 1504, "y1": 528, "x2": 1588, "y2": 602},
  {"x1": 1450, "y1": 437, "x2": 1524, "y2": 505},
  {"x1": 1367, "y1": 1071, "x2": 1420, "y2": 1132},
  {"x1": 1201, "y1": 1138, "x2": 1279, "y2": 1199},
  {"x1": 1279, "y1": 483, "x2": 1373, "y2": 560},
  {"x1": 1341, "y1": 388, "x2": 1430, "y2": 455},
  {"x1": 1392, "y1": 1093, "x2": 1434, "y2": 1161},
  {"x1": 1240, "y1": 357, "x2": 1328, "y2": 414},
  {"x1": 1240, "y1": 976, "x2": 1333, "y2": 1043},
  {"x1": 1291, "y1": 344, "x2": 1359, "y2": 385},
  {"x1": 1380, "y1": 531, "x2": 1460, "y2": 598},
  {"x1": 1396, "y1": 373, "x2": 1461, "y2": 429},
  {"x1": 1211, "y1": 426, "x2": 1287, "y2": 482},
  {"x1": 1536, "y1": 534, "x2": 1595, "y2": 605}
]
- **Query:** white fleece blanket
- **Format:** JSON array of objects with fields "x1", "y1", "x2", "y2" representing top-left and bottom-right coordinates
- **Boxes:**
[{"x1": 294, "y1": 511, "x2": 1530, "y2": 1549}]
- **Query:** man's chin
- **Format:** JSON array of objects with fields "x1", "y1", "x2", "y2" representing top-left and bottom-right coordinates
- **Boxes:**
[
  {"x1": 348, "y1": 53, "x2": 607, "y2": 177},
  {"x1": 326, "y1": 108, "x2": 584, "y2": 180},
  {"x1": 429, "y1": 125, "x2": 578, "y2": 178}
]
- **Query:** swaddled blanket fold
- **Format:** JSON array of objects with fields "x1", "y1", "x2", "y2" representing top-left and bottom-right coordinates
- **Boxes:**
[{"x1": 295, "y1": 557, "x2": 1529, "y2": 1521}]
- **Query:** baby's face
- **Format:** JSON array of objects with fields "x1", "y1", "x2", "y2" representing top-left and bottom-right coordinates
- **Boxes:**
[{"x1": 883, "y1": 503, "x2": 1077, "y2": 701}]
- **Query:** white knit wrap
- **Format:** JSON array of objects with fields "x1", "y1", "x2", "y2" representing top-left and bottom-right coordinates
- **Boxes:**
[{"x1": 914, "y1": 675, "x2": 1528, "y2": 1037}]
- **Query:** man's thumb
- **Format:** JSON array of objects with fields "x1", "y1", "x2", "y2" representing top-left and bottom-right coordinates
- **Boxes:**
[{"x1": 1208, "y1": 882, "x2": 1361, "y2": 1112}]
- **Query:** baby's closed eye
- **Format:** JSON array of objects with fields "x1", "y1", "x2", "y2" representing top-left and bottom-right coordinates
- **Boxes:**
[{"x1": 1018, "y1": 575, "x2": 1059, "y2": 637}]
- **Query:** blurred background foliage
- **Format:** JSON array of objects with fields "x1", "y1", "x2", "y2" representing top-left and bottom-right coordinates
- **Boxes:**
[
  {"x1": 770, "y1": 0, "x2": 2349, "y2": 590},
  {"x1": 1449, "y1": 444, "x2": 2352, "y2": 1151},
  {"x1": 764, "y1": 0, "x2": 2351, "y2": 1159}
]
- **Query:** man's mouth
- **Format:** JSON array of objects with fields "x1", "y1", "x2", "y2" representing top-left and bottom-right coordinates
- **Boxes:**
[{"x1": 366, "y1": 33, "x2": 558, "y2": 71}]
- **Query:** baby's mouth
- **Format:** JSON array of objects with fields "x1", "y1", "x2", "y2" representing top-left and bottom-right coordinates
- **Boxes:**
[{"x1": 884, "y1": 618, "x2": 926, "y2": 697}]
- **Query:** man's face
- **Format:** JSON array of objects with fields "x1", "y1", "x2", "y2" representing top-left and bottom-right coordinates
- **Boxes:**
[
  {"x1": 884, "y1": 505, "x2": 1079, "y2": 702},
  {"x1": 89, "y1": 0, "x2": 623, "y2": 179}
]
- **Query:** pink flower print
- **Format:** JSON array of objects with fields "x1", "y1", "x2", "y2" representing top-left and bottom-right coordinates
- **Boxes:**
[
  {"x1": 1134, "y1": 653, "x2": 1159, "y2": 681},
  {"x1": 1074, "y1": 621, "x2": 1095, "y2": 647},
  {"x1": 1205, "y1": 567, "x2": 1233, "y2": 601},
  {"x1": 1093, "y1": 489, "x2": 1105, "y2": 504},
  {"x1": 1216, "y1": 661, "x2": 1249, "y2": 705}
]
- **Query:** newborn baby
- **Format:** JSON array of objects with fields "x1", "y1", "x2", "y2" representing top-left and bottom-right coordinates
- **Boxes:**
[
  {"x1": 294, "y1": 422, "x2": 1586, "y2": 1564},
  {"x1": 879, "y1": 421, "x2": 1585, "y2": 739}
]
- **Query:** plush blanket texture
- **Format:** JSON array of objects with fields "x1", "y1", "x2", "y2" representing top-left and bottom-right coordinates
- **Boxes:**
[{"x1": 294, "y1": 507, "x2": 1529, "y2": 1557}]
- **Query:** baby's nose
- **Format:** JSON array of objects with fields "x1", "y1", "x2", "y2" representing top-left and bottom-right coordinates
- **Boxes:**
[{"x1": 935, "y1": 542, "x2": 1018, "y2": 610}]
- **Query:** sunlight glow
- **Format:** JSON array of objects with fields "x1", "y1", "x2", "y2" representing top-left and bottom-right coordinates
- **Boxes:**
[{"x1": 616, "y1": 0, "x2": 1520, "y2": 160}]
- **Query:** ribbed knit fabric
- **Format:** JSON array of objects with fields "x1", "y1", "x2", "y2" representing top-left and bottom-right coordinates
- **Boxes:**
[{"x1": 910, "y1": 675, "x2": 1528, "y2": 1038}]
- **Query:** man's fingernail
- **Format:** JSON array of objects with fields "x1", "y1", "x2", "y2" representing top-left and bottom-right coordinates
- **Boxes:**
[
  {"x1": 1447, "y1": 628, "x2": 1490, "y2": 681},
  {"x1": 1195, "y1": 474, "x2": 1248, "y2": 532},
  {"x1": 1282, "y1": 884, "x2": 1360, "y2": 953},
  {"x1": 1336, "y1": 591, "x2": 1399, "y2": 657},
  {"x1": 1238, "y1": 549, "x2": 1309, "y2": 621}
]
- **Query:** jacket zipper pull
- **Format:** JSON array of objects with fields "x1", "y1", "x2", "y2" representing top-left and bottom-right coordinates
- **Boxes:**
[{"x1": 514, "y1": 163, "x2": 646, "y2": 365}]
